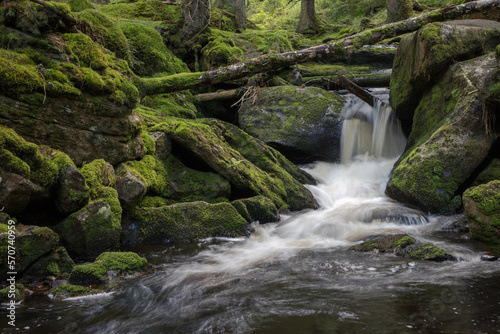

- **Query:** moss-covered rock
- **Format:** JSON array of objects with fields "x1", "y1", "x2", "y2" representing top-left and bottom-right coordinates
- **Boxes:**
[
  {"x1": 152, "y1": 118, "x2": 317, "y2": 211},
  {"x1": 0, "y1": 226, "x2": 59, "y2": 278},
  {"x1": 472, "y1": 159, "x2": 500, "y2": 187},
  {"x1": 55, "y1": 164, "x2": 90, "y2": 215},
  {"x1": 119, "y1": 21, "x2": 189, "y2": 77},
  {"x1": 238, "y1": 86, "x2": 344, "y2": 163},
  {"x1": 463, "y1": 180, "x2": 500, "y2": 254},
  {"x1": 49, "y1": 283, "x2": 97, "y2": 300},
  {"x1": 69, "y1": 251, "x2": 150, "y2": 284},
  {"x1": 386, "y1": 53, "x2": 500, "y2": 214},
  {"x1": 0, "y1": 284, "x2": 25, "y2": 303},
  {"x1": 352, "y1": 234, "x2": 455, "y2": 261},
  {"x1": 116, "y1": 170, "x2": 148, "y2": 211},
  {"x1": 231, "y1": 196, "x2": 279, "y2": 223},
  {"x1": 391, "y1": 20, "x2": 500, "y2": 122},
  {"x1": 55, "y1": 199, "x2": 121, "y2": 261},
  {"x1": 20, "y1": 247, "x2": 75, "y2": 282},
  {"x1": 122, "y1": 201, "x2": 248, "y2": 245}
]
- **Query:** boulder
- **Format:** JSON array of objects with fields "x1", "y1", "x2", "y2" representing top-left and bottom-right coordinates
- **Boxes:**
[
  {"x1": 69, "y1": 251, "x2": 151, "y2": 284},
  {"x1": 122, "y1": 201, "x2": 249, "y2": 245},
  {"x1": 55, "y1": 165, "x2": 90, "y2": 215},
  {"x1": 0, "y1": 170, "x2": 39, "y2": 215},
  {"x1": 238, "y1": 86, "x2": 344, "y2": 163},
  {"x1": 386, "y1": 53, "x2": 500, "y2": 214},
  {"x1": 116, "y1": 171, "x2": 147, "y2": 210},
  {"x1": 463, "y1": 180, "x2": 500, "y2": 254},
  {"x1": 20, "y1": 247, "x2": 75, "y2": 282},
  {"x1": 54, "y1": 200, "x2": 121, "y2": 261},
  {"x1": 152, "y1": 118, "x2": 318, "y2": 211},
  {"x1": 231, "y1": 196, "x2": 280, "y2": 223},
  {"x1": 391, "y1": 20, "x2": 500, "y2": 122},
  {"x1": 150, "y1": 131, "x2": 172, "y2": 160},
  {"x1": 0, "y1": 226, "x2": 59, "y2": 278},
  {"x1": 351, "y1": 234, "x2": 455, "y2": 261}
]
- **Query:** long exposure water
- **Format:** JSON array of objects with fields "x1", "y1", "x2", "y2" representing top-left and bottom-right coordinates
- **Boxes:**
[{"x1": 2, "y1": 90, "x2": 500, "y2": 333}]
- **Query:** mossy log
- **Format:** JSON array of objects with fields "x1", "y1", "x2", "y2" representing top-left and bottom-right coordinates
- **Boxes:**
[{"x1": 136, "y1": 0, "x2": 499, "y2": 96}]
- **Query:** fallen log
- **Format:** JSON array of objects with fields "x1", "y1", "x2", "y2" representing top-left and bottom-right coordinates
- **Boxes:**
[
  {"x1": 333, "y1": 75, "x2": 386, "y2": 108},
  {"x1": 136, "y1": 0, "x2": 499, "y2": 97},
  {"x1": 196, "y1": 89, "x2": 242, "y2": 102}
]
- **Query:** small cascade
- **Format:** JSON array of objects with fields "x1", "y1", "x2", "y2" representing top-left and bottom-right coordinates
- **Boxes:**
[{"x1": 340, "y1": 89, "x2": 406, "y2": 164}]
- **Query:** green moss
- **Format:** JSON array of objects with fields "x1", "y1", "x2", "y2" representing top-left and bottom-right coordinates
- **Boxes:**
[
  {"x1": 138, "y1": 91, "x2": 197, "y2": 122},
  {"x1": 231, "y1": 196, "x2": 279, "y2": 223},
  {"x1": 393, "y1": 235, "x2": 415, "y2": 247},
  {"x1": 100, "y1": 0, "x2": 180, "y2": 21},
  {"x1": 64, "y1": 0, "x2": 94, "y2": 12},
  {"x1": 70, "y1": 262, "x2": 108, "y2": 284},
  {"x1": 63, "y1": 33, "x2": 108, "y2": 70},
  {"x1": 50, "y1": 284, "x2": 94, "y2": 299},
  {"x1": 0, "y1": 49, "x2": 43, "y2": 95},
  {"x1": 0, "y1": 284, "x2": 25, "y2": 303},
  {"x1": 118, "y1": 155, "x2": 169, "y2": 197},
  {"x1": 201, "y1": 29, "x2": 244, "y2": 68},
  {"x1": 473, "y1": 159, "x2": 500, "y2": 186},
  {"x1": 141, "y1": 131, "x2": 156, "y2": 156},
  {"x1": 408, "y1": 242, "x2": 454, "y2": 261},
  {"x1": 119, "y1": 21, "x2": 188, "y2": 76},
  {"x1": 76, "y1": 9, "x2": 130, "y2": 61}
]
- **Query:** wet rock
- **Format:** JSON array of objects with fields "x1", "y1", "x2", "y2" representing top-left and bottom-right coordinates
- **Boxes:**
[
  {"x1": 0, "y1": 226, "x2": 59, "y2": 278},
  {"x1": 386, "y1": 53, "x2": 500, "y2": 214},
  {"x1": 480, "y1": 253, "x2": 499, "y2": 261},
  {"x1": 20, "y1": 247, "x2": 75, "y2": 282},
  {"x1": 122, "y1": 201, "x2": 249, "y2": 245},
  {"x1": 116, "y1": 171, "x2": 147, "y2": 211},
  {"x1": 69, "y1": 251, "x2": 151, "y2": 284},
  {"x1": 238, "y1": 86, "x2": 344, "y2": 163},
  {"x1": 368, "y1": 206, "x2": 428, "y2": 225},
  {"x1": 391, "y1": 19, "x2": 500, "y2": 121},
  {"x1": 0, "y1": 170, "x2": 38, "y2": 215},
  {"x1": 463, "y1": 180, "x2": 500, "y2": 254},
  {"x1": 0, "y1": 284, "x2": 26, "y2": 303},
  {"x1": 55, "y1": 165, "x2": 90, "y2": 215},
  {"x1": 232, "y1": 196, "x2": 280, "y2": 224},
  {"x1": 54, "y1": 200, "x2": 121, "y2": 261},
  {"x1": 352, "y1": 234, "x2": 455, "y2": 261}
]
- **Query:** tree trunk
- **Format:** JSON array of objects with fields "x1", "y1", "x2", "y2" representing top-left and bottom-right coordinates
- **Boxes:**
[
  {"x1": 385, "y1": 0, "x2": 413, "y2": 23},
  {"x1": 137, "y1": 0, "x2": 500, "y2": 96},
  {"x1": 296, "y1": 0, "x2": 318, "y2": 33},
  {"x1": 181, "y1": 0, "x2": 211, "y2": 41},
  {"x1": 235, "y1": 0, "x2": 246, "y2": 31}
]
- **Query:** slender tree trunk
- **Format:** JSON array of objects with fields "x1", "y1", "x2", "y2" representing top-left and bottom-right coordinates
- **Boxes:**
[
  {"x1": 137, "y1": 0, "x2": 500, "y2": 96},
  {"x1": 235, "y1": 0, "x2": 246, "y2": 31},
  {"x1": 181, "y1": 0, "x2": 211, "y2": 41},
  {"x1": 296, "y1": 0, "x2": 318, "y2": 33}
]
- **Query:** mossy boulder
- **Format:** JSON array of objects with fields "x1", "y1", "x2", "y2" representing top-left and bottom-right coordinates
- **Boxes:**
[
  {"x1": 69, "y1": 251, "x2": 151, "y2": 284},
  {"x1": 152, "y1": 118, "x2": 317, "y2": 211},
  {"x1": 119, "y1": 21, "x2": 189, "y2": 77},
  {"x1": 0, "y1": 284, "x2": 25, "y2": 303},
  {"x1": 238, "y1": 86, "x2": 344, "y2": 163},
  {"x1": 116, "y1": 171, "x2": 148, "y2": 211},
  {"x1": 49, "y1": 283, "x2": 97, "y2": 300},
  {"x1": 20, "y1": 247, "x2": 75, "y2": 282},
  {"x1": 463, "y1": 180, "x2": 500, "y2": 254},
  {"x1": 122, "y1": 201, "x2": 249, "y2": 245},
  {"x1": 472, "y1": 159, "x2": 500, "y2": 187},
  {"x1": 54, "y1": 200, "x2": 121, "y2": 261},
  {"x1": 0, "y1": 226, "x2": 59, "y2": 279},
  {"x1": 391, "y1": 20, "x2": 500, "y2": 122},
  {"x1": 386, "y1": 53, "x2": 500, "y2": 214},
  {"x1": 352, "y1": 234, "x2": 455, "y2": 262},
  {"x1": 231, "y1": 196, "x2": 279, "y2": 224},
  {"x1": 55, "y1": 165, "x2": 90, "y2": 215}
]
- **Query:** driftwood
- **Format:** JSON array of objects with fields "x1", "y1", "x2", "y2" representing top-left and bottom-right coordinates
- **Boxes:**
[
  {"x1": 196, "y1": 89, "x2": 242, "y2": 102},
  {"x1": 136, "y1": 0, "x2": 500, "y2": 97}
]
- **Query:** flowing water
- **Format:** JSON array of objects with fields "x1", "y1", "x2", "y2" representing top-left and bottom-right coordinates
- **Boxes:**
[{"x1": 2, "y1": 90, "x2": 500, "y2": 334}]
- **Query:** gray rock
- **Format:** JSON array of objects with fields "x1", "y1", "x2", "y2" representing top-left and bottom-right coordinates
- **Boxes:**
[
  {"x1": 55, "y1": 165, "x2": 90, "y2": 215},
  {"x1": 116, "y1": 171, "x2": 147, "y2": 210}
]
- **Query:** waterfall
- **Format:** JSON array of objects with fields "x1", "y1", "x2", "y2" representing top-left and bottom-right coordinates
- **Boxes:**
[{"x1": 340, "y1": 89, "x2": 407, "y2": 164}]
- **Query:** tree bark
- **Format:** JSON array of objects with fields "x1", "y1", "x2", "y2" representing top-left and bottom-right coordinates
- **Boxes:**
[
  {"x1": 181, "y1": 0, "x2": 211, "y2": 41},
  {"x1": 296, "y1": 0, "x2": 318, "y2": 33},
  {"x1": 137, "y1": 0, "x2": 500, "y2": 96},
  {"x1": 235, "y1": 0, "x2": 246, "y2": 31}
]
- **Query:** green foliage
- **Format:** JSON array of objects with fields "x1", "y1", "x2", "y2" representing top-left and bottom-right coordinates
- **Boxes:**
[{"x1": 101, "y1": 0, "x2": 180, "y2": 22}]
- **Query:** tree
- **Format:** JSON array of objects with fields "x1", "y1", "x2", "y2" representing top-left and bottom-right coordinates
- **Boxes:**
[
  {"x1": 215, "y1": 0, "x2": 246, "y2": 31},
  {"x1": 296, "y1": 0, "x2": 318, "y2": 34},
  {"x1": 181, "y1": 0, "x2": 211, "y2": 41}
]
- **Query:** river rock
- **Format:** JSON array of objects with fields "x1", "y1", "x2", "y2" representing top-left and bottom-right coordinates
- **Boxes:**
[
  {"x1": 351, "y1": 234, "x2": 455, "y2": 261},
  {"x1": 116, "y1": 171, "x2": 147, "y2": 211},
  {"x1": 232, "y1": 196, "x2": 280, "y2": 224},
  {"x1": 150, "y1": 131, "x2": 172, "y2": 160},
  {"x1": 54, "y1": 200, "x2": 121, "y2": 261},
  {"x1": 122, "y1": 201, "x2": 249, "y2": 245},
  {"x1": 391, "y1": 19, "x2": 500, "y2": 122},
  {"x1": 55, "y1": 165, "x2": 90, "y2": 215},
  {"x1": 0, "y1": 226, "x2": 59, "y2": 278},
  {"x1": 463, "y1": 180, "x2": 500, "y2": 254},
  {"x1": 386, "y1": 53, "x2": 500, "y2": 214},
  {"x1": 20, "y1": 246, "x2": 75, "y2": 282},
  {"x1": 238, "y1": 86, "x2": 344, "y2": 163},
  {"x1": 0, "y1": 169, "x2": 39, "y2": 215}
]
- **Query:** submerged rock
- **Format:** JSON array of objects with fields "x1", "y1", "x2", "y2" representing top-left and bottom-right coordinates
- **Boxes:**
[
  {"x1": 238, "y1": 86, "x2": 344, "y2": 163},
  {"x1": 463, "y1": 180, "x2": 500, "y2": 254},
  {"x1": 351, "y1": 234, "x2": 455, "y2": 262}
]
